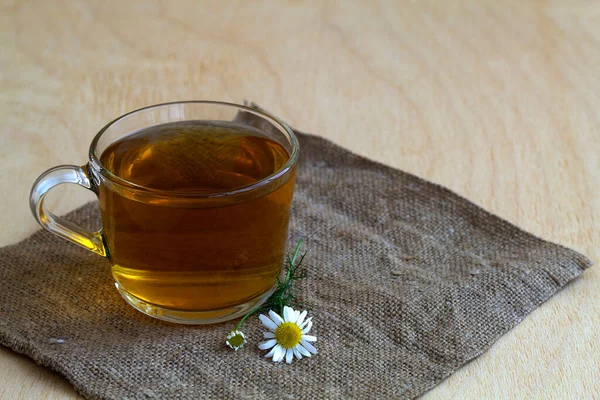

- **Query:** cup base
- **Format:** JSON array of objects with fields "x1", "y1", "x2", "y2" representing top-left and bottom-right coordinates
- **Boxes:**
[{"x1": 115, "y1": 282, "x2": 276, "y2": 325}]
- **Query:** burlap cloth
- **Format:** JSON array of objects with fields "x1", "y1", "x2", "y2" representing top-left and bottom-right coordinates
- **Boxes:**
[{"x1": 0, "y1": 130, "x2": 592, "y2": 399}]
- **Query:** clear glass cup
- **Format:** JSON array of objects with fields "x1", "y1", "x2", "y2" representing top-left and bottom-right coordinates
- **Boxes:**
[{"x1": 30, "y1": 101, "x2": 299, "y2": 324}]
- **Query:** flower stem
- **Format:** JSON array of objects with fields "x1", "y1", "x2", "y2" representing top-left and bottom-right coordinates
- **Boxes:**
[
  {"x1": 234, "y1": 238, "x2": 305, "y2": 331},
  {"x1": 235, "y1": 308, "x2": 254, "y2": 331}
]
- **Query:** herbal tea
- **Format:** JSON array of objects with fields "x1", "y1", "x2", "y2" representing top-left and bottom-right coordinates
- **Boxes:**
[{"x1": 98, "y1": 121, "x2": 294, "y2": 312}]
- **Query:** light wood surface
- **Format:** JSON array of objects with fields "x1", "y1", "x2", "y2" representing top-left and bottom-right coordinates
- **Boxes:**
[{"x1": 1, "y1": 1, "x2": 598, "y2": 398}]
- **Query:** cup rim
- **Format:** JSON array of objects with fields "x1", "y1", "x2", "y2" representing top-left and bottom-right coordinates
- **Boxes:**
[{"x1": 88, "y1": 101, "x2": 299, "y2": 199}]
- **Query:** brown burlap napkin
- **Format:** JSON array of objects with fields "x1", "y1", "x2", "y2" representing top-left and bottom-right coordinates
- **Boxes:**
[{"x1": 0, "y1": 130, "x2": 592, "y2": 399}]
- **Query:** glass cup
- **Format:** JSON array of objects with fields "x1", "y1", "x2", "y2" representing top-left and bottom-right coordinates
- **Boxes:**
[{"x1": 30, "y1": 101, "x2": 299, "y2": 324}]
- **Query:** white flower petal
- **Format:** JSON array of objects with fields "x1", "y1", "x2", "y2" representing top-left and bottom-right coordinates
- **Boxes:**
[
  {"x1": 258, "y1": 339, "x2": 277, "y2": 350},
  {"x1": 259, "y1": 314, "x2": 278, "y2": 331},
  {"x1": 296, "y1": 344, "x2": 311, "y2": 357},
  {"x1": 285, "y1": 348, "x2": 294, "y2": 364},
  {"x1": 293, "y1": 347, "x2": 303, "y2": 360},
  {"x1": 268, "y1": 310, "x2": 284, "y2": 326},
  {"x1": 283, "y1": 306, "x2": 294, "y2": 322},
  {"x1": 300, "y1": 316, "x2": 312, "y2": 329},
  {"x1": 265, "y1": 346, "x2": 278, "y2": 358},
  {"x1": 301, "y1": 339, "x2": 318, "y2": 354},
  {"x1": 302, "y1": 335, "x2": 317, "y2": 342},
  {"x1": 296, "y1": 310, "x2": 308, "y2": 326},
  {"x1": 263, "y1": 331, "x2": 275, "y2": 339},
  {"x1": 302, "y1": 319, "x2": 313, "y2": 334},
  {"x1": 272, "y1": 345, "x2": 285, "y2": 362}
]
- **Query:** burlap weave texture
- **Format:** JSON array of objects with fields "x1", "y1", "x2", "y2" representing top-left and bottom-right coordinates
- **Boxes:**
[{"x1": 0, "y1": 130, "x2": 591, "y2": 399}]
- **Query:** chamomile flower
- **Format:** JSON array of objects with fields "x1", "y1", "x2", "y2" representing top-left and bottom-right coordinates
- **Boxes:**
[
  {"x1": 225, "y1": 330, "x2": 247, "y2": 351},
  {"x1": 258, "y1": 306, "x2": 317, "y2": 364}
]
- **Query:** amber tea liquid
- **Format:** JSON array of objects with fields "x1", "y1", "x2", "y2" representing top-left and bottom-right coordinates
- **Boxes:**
[{"x1": 98, "y1": 121, "x2": 294, "y2": 312}]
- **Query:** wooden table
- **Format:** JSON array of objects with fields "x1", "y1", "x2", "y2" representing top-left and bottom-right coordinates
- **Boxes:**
[{"x1": 1, "y1": 1, "x2": 598, "y2": 398}]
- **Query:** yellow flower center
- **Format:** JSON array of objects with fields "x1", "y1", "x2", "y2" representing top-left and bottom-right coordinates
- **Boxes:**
[
  {"x1": 228, "y1": 334, "x2": 244, "y2": 347},
  {"x1": 275, "y1": 322, "x2": 303, "y2": 349}
]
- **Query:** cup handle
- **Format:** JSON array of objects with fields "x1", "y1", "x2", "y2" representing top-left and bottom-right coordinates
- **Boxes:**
[{"x1": 29, "y1": 165, "x2": 108, "y2": 258}]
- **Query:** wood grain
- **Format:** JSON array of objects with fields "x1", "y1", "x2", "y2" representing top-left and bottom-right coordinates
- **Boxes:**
[{"x1": 1, "y1": 0, "x2": 598, "y2": 398}]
